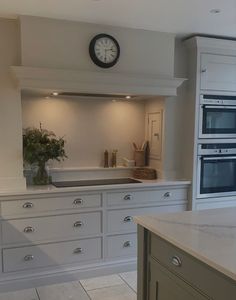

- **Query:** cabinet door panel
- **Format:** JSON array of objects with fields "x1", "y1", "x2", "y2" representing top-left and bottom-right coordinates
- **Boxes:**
[
  {"x1": 2, "y1": 212, "x2": 102, "y2": 244},
  {"x1": 201, "y1": 54, "x2": 236, "y2": 92},
  {"x1": 107, "y1": 205, "x2": 185, "y2": 234},
  {"x1": 149, "y1": 259, "x2": 208, "y2": 300},
  {"x1": 1, "y1": 193, "x2": 102, "y2": 217}
]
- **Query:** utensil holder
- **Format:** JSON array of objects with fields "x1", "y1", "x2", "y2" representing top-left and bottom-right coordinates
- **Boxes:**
[{"x1": 134, "y1": 150, "x2": 145, "y2": 167}]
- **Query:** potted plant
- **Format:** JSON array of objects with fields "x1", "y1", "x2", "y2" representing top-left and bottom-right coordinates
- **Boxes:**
[{"x1": 23, "y1": 125, "x2": 67, "y2": 185}]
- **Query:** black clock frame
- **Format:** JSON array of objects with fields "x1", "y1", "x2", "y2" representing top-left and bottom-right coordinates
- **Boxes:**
[{"x1": 89, "y1": 33, "x2": 120, "y2": 68}]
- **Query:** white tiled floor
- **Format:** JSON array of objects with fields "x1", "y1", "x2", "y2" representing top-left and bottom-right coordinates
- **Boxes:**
[{"x1": 0, "y1": 271, "x2": 137, "y2": 300}]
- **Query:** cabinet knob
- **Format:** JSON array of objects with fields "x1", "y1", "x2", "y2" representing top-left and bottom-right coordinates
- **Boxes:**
[
  {"x1": 124, "y1": 194, "x2": 133, "y2": 201},
  {"x1": 24, "y1": 226, "x2": 35, "y2": 233},
  {"x1": 73, "y1": 247, "x2": 83, "y2": 254},
  {"x1": 22, "y1": 202, "x2": 34, "y2": 209},
  {"x1": 164, "y1": 192, "x2": 171, "y2": 198},
  {"x1": 73, "y1": 198, "x2": 83, "y2": 205},
  {"x1": 123, "y1": 241, "x2": 132, "y2": 248},
  {"x1": 24, "y1": 254, "x2": 34, "y2": 261},
  {"x1": 74, "y1": 221, "x2": 84, "y2": 228},
  {"x1": 171, "y1": 255, "x2": 182, "y2": 267},
  {"x1": 124, "y1": 216, "x2": 133, "y2": 223}
]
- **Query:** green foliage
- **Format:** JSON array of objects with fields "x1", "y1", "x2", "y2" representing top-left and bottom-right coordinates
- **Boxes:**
[{"x1": 23, "y1": 126, "x2": 67, "y2": 165}]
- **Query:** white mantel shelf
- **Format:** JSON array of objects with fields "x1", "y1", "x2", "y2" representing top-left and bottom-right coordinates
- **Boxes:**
[
  {"x1": 11, "y1": 66, "x2": 186, "y2": 97},
  {"x1": 135, "y1": 207, "x2": 236, "y2": 282}
]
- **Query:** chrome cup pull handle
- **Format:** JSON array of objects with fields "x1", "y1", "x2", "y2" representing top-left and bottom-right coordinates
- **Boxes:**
[
  {"x1": 123, "y1": 241, "x2": 132, "y2": 248},
  {"x1": 164, "y1": 192, "x2": 171, "y2": 198},
  {"x1": 74, "y1": 247, "x2": 83, "y2": 254},
  {"x1": 22, "y1": 202, "x2": 34, "y2": 209},
  {"x1": 74, "y1": 221, "x2": 84, "y2": 228},
  {"x1": 124, "y1": 194, "x2": 133, "y2": 201},
  {"x1": 24, "y1": 226, "x2": 35, "y2": 233},
  {"x1": 124, "y1": 216, "x2": 133, "y2": 223},
  {"x1": 171, "y1": 255, "x2": 182, "y2": 267},
  {"x1": 73, "y1": 198, "x2": 83, "y2": 205},
  {"x1": 24, "y1": 255, "x2": 34, "y2": 261}
]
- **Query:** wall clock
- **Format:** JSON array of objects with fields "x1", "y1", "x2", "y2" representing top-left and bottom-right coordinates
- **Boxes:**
[{"x1": 89, "y1": 34, "x2": 120, "y2": 68}]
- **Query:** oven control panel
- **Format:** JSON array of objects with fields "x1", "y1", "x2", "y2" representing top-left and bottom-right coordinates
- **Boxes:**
[{"x1": 198, "y1": 143, "x2": 236, "y2": 155}]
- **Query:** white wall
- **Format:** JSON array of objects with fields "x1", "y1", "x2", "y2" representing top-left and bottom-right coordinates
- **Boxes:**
[
  {"x1": 165, "y1": 38, "x2": 188, "y2": 179},
  {"x1": 19, "y1": 15, "x2": 175, "y2": 77},
  {"x1": 144, "y1": 39, "x2": 189, "y2": 180},
  {"x1": 0, "y1": 15, "x2": 187, "y2": 189},
  {"x1": 0, "y1": 19, "x2": 26, "y2": 190},
  {"x1": 22, "y1": 96, "x2": 145, "y2": 168},
  {"x1": 19, "y1": 15, "x2": 181, "y2": 176}
]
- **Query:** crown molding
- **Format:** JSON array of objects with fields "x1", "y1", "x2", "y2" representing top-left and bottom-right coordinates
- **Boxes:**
[{"x1": 12, "y1": 66, "x2": 186, "y2": 97}]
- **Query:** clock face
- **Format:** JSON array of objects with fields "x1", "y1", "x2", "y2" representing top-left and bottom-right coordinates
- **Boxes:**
[{"x1": 89, "y1": 34, "x2": 120, "y2": 68}]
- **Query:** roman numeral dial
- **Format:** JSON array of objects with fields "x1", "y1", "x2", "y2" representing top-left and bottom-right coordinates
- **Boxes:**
[{"x1": 89, "y1": 34, "x2": 120, "y2": 68}]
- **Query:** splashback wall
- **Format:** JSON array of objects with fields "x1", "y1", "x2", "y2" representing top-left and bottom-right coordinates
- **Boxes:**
[{"x1": 22, "y1": 96, "x2": 146, "y2": 168}]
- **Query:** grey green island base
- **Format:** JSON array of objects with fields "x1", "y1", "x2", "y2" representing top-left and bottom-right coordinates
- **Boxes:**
[{"x1": 135, "y1": 208, "x2": 236, "y2": 300}]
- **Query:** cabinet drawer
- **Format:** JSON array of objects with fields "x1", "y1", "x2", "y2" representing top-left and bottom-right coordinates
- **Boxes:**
[
  {"x1": 3, "y1": 238, "x2": 102, "y2": 273},
  {"x1": 107, "y1": 234, "x2": 137, "y2": 259},
  {"x1": 149, "y1": 257, "x2": 209, "y2": 300},
  {"x1": 1, "y1": 193, "x2": 102, "y2": 216},
  {"x1": 107, "y1": 188, "x2": 187, "y2": 207},
  {"x1": 107, "y1": 205, "x2": 185, "y2": 234},
  {"x1": 2, "y1": 212, "x2": 102, "y2": 245},
  {"x1": 150, "y1": 233, "x2": 236, "y2": 299}
]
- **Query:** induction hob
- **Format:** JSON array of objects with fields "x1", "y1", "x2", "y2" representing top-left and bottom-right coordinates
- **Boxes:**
[{"x1": 52, "y1": 178, "x2": 142, "y2": 188}]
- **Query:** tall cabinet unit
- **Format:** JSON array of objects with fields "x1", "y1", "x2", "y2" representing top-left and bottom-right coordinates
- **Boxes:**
[{"x1": 184, "y1": 37, "x2": 236, "y2": 210}]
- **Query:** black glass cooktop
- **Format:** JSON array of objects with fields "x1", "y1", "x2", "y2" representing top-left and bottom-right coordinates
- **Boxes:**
[{"x1": 52, "y1": 178, "x2": 142, "y2": 188}]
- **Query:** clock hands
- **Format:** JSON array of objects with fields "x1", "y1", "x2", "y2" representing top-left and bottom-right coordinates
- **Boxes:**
[
  {"x1": 108, "y1": 47, "x2": 116, "y2": 53},
  {"x1": 104, "y1": 47, "x2": 116, "y2": 62}
]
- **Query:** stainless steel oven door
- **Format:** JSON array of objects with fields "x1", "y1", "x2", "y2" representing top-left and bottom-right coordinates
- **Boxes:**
[
  {"x1": 199, "y1": 105, "x2": 236, "y2": 138},
  {"x1": 197, "y1": 155, "x2": 236, "y2": 198}
]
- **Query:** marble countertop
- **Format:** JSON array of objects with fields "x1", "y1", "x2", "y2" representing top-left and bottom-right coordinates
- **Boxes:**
[
  {"x1": 135, "y1": 207, "x2": 236, "y2": 282},
  {"x1": 0, "y1": 179, "x2": 190, "y2": 197}
]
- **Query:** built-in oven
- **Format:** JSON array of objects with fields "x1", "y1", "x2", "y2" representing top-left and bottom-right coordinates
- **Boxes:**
[
  {"x1": 199, "y1": 94, "x2": 236, "y2": 138},
  {"x1": 197, "y1": 143, "x2": 236, "y2": 198}
]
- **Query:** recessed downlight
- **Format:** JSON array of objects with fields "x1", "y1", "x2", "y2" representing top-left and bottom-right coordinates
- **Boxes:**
[
  {"x1": 210, "y1": 8, "x2": 221, "y2": 14},
  {"x1": 52, "y1": 92, "x2": 59, "y2": 96},
  {"x1": 126, "y1": 96, "x2": 131, "y2": 99}
]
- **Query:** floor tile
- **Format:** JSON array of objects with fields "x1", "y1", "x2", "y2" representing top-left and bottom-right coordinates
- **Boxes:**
[
  {"x1": 119, "y1": 271, "x2": 137, "y2": 292},
  {"x1": 80, "y1": 274, "x2": 124, "y2": 291},
  {"x1": 87, "y1": 284, "x2": 136, "y2": 300},
  {"x1": 0, "y1": 288, "x2": 39, "y2": 300},
  {"x1": 36, "y1": 281, "x2": 90, "y2": 300}
]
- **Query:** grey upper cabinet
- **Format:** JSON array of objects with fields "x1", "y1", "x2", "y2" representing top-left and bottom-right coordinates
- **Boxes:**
[{"x1": 200, "y1": 53, "x2": 236, "y2": 92}]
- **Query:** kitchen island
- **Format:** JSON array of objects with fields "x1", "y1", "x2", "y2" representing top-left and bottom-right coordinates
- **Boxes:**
[{"x1": 135, "y1": 207, "x2": 236, "y2": 300}]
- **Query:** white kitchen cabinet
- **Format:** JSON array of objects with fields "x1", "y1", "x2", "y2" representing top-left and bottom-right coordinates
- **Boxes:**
[
  {"x1": 3, "y1": 238, "x2": 102, "y2": 273},
  {"x1": 107, "y1": 233, "x2": 137, "y2": 259},
  {"x1": 106, "y1": 188, "x2": 187, "y2": 207},
  {"x1": 107, "y1": 204, "x2": 186, "y2": 234},
  {"x1": 1, "y1": 193, "x2": 102, "y2": 217},
  {"x1": 2, "y1": 212, "x2": 102, "y2": 245},
  {"x1": 200, "y1": 53, "x2": 236, "y2": 92},
  {"x1": 0, "y1": 182, "x2": 189, "y2": 291},
  {"x1": 184, "y1": 36, "x2": 236, "y2": 210}
]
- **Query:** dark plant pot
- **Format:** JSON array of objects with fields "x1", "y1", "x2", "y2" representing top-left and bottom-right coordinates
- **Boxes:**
[{"x1": 32, "y1": 163, "x2": 52, "y2": 185}]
